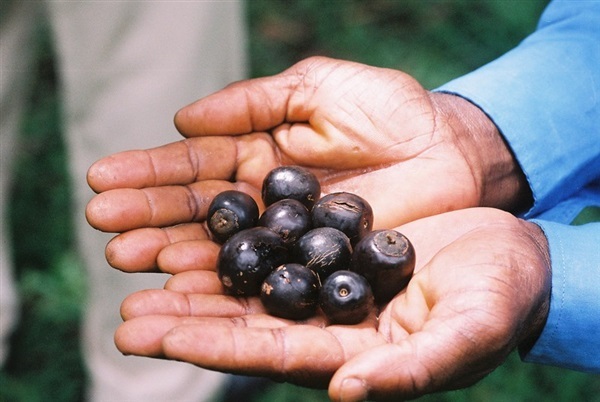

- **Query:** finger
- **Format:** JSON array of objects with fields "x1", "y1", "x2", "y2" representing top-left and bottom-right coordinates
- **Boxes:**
[
  {"x1": 86, "y1": 180, "x2": 261, "y2": 233},
  {"x1": 174, "y1": 56, "x2": 393, "y2": 163},
  {"x1": 87, "y1": 137, "x2": 237, "y2": 193},
  {"x1": 175, "y1": 56, "x2": 388, "y2": 140},
  {"x1": 161, "y1": 320, "x2": 382, "y2": 387},
  {"x1": 88, "y1": 133, "x2": 279, "y2": 194},
  {"x1": 104, "y1": 223, "x2": 209, "y2": 272},
  {"x1": 157, "y1": 239, "x2": 220, "y2": 275},
  {"x1": 328, "y1": 340, "x2": 435, "y2": 401},
  {"x1": 173, "y1": 64, "x2": 303, "y2": 137},
  {"x1": 328, "y1": 317, "x2": 498, "y2": 402},
  {"x1": 115, "y1": 315, "x2": 182, "y2": 357},
  {"x1": 115, "y1": 313, "x2": 316, "y2": 358},
  {"x1": 331, "y1": 285, "x2": 493, "y2": 401},
  {"x1": 164, "y1": 270, "x2": 223, "y2": 294},
  {"x1": 120, "y1": 289, "x2": 266, "y2": 320}
]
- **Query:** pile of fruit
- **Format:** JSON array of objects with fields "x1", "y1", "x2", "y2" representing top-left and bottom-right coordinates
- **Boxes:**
[{"x1": 207, "y1": 166, "x2": 415, "y2": 324}]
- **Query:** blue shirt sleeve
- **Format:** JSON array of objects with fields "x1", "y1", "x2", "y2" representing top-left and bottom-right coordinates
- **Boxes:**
[
  {"x1": 435, "y1": 0, "x2": 600, "y2": 218},
  {"x1": 433, "y1": 0, "x2": 600, "y2": 372},
  {"x1": 524, "y1": 219, "x2": 600, "y2": 373}
]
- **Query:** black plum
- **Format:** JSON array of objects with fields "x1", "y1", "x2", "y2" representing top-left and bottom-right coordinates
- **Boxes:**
[
  {"x1": 260, "y1": 263, "x2": 321, "y2": 320},
  {"x1": 261, "y1": 165, "x2": 321, "y2": 209},
  {"x1": 351, "y1": 229, "x2": 415, "y2": 304},
  {"x1": 258, "y1": 199, "x2": 312, "y2": 247},
  {"x1": 293, "y1": 227, "x2": 352, "y2": 280},
  {"x1": 319, "y1": 270, "x2": 375, "y2": 325},
  {"x1": 207, "y1": 190, "x2": 259, "y2": 244},
  {"x1": 217, "y1": 227, "x2": 289, "y2": 296},
  {"x1": 311, "y1": 192, "x2": 373, "y2": 246}
]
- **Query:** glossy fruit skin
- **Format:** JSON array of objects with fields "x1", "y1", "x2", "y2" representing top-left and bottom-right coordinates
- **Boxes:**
[
  {"x1": 261, "y1": 165, "x2": 321, "y2": 209},
  {"x1": 260, "y1": 263, "x2": 321, "y2": 320},
  {"x1": 258, "y1": 199, "x2": 312, "y2": 247},
  {"x1": 319, "y1": 270, "x2": 374, "y2": 325},
  {"x1": 207, "y1": 190, "x2": 259, "y2": 244},
  {"x1": 217, "y1": 227, "x2": 289, "y2": 296},
  {"x1": 311, "y1": 192, "x2": 373, "y2": 246},
  {"x1": 293, "y1": 227, "x2": 352, "y2": 280},
  {"x1": 350, "y1": 229, "x2": 415, "y2": 304}
]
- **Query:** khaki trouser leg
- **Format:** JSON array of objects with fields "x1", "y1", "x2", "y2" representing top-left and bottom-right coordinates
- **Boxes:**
[{"x1": 45, "y1": 2, "x2": 247, "y2": 400}]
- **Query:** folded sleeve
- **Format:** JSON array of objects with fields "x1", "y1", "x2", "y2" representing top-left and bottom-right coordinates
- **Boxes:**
[
  {"x1": 520, "y1": 220, "x2": 600, "y2": 373},
  {"x1": 435, "y1": 0, "x2": 600, "y2": 218}
]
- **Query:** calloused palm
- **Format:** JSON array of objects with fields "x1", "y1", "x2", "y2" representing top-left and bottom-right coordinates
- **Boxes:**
[
  {"x1": 113, "y1": 208, "x2": 550, "y2": 402},
  {"x1": 86, "y1": 57, "x2": 528, "y2": 272}
]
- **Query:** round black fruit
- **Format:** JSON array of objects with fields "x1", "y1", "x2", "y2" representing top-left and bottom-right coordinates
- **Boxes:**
[
  {"x1": 260, "y1": 263, "x2": 320, "y2": 320},
  {"x1": 293, "y1": 227, "x2": 352, "y2": 280},
  {"x1": 217, "y1": 227, "x2": 289, "y2": 296},
  {"x1": 261, "y1": 165, "x2": 321, "y2": 209},
  {"x1": 319, "y1": 270, "x2": 374, "y2": 325},
  {"x1": 258, "y1": 199, "x2": 312, "y2": 247},
  {"x1": 311, "y1": 192, "x2": 373, "y2": 246},
  {"x1": 207, "y1": 190, "x2": 259, "y2": 244},
  {"x1": 351, "y1": 229, "x2": 415, "y2": 304}
]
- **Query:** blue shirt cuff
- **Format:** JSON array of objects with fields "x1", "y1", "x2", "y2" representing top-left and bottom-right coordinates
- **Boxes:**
[{"x1": 522, "y1": 220, "x2": 600, "y2": 373}]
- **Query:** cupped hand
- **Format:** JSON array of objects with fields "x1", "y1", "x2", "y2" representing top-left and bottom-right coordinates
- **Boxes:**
[
  {"x1": 85, "y1": 57, "x2": 529, "y2": 272},
  {"x1": 114, "y1": 208, "x2": 551, "y2": 401}
]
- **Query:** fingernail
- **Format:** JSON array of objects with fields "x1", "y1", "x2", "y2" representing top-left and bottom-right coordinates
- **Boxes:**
[{"x1": 339, "y1": 377, "x2": 368, "y2": 402}]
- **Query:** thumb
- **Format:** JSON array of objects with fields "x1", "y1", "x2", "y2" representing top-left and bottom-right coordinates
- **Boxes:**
[
  {"x1": 327, "y1": 338, "x2": 432, "y2": 402},
  {"x1": 328, "y1": 333, "x2": 488, "y2": 402},
  {"x1": 173, "y1": 57, "x2": 338, "y2": 137},
  {"x1": 173, "y1": 75, "x2": 290, "y2": 136}
]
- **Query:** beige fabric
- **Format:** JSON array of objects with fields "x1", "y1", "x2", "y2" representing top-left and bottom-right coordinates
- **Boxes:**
[{"x1": 1, "y1": 1, "x2": 247, "y2": 400}]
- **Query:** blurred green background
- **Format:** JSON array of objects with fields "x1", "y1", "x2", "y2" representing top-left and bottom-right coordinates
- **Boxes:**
[{"x1": 2, "y1": 1, "x2": 599, "y2": 401}]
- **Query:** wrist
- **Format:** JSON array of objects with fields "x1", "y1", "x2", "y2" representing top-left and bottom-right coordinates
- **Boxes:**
[{"x1": 428, "y1": 92, "x2": 532, "y2": 213}]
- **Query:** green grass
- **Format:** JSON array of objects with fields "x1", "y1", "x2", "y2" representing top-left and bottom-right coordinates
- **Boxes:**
[
  {"x1": 1, "y1": 19, "x2": 87, "y2": 402},
  {"x1": 2, "y1": 1, "x2": 599, "y2": 401}
]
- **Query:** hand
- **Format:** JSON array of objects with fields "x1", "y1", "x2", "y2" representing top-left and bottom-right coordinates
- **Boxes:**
[
  {"x1": 86, "y1": 57, "x2": 530, "y2": 272},
  {"x1": 113, "y1": 208, "x2": 551, "y2": 401}
]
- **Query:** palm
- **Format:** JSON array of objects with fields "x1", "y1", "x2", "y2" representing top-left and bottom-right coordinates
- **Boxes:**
[
  {"x1": 114, "y1": 208, "x2": 550, "y2": 401},
  {"x1": 270, "y1": 59, "x2": 478, "y2": 228}
]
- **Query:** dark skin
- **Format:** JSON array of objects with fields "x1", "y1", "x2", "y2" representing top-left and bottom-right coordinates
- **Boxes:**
[{"x1": 86, "y1": 57, "x2": 550, "y2": 401}]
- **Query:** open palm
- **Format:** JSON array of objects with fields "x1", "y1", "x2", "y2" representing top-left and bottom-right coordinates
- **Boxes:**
[{"x1": 113, "y1": 208, "x2": 550, "y2": 401}]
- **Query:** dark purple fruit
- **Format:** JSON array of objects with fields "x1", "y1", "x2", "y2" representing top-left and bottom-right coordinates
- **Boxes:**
[
  {"x1": 293, "y1": 227, "x2": 352, "y2": 280},
  {"x1": 260, "y1": 263, "x2": 320, "y2": 320},
  {"x1": 207, "y1": 190, "x2": 259, "y2": 244},
  {"x1": 258, "y1": 199, "x2": 312, "y2": 247},
  {"x1": 350, "y1": 229, "x2": 415, "y2": 304},
  {"x1": 217, "y1": 227, "x2": 289, "y2": 296},
  {"x1": 319, "y1": 270, "x2": 374, "y2": 325},
  {"x1": 261, "y1": 165, "x2": 321, "y2": 209},
  {"x1": 311, "y1": 192, "x2": 373, "y2": 246}
]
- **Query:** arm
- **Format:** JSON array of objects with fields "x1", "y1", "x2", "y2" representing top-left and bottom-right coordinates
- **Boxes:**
[{"x1": 436, "y1": 0, "x2": 600, "y2": 217}]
